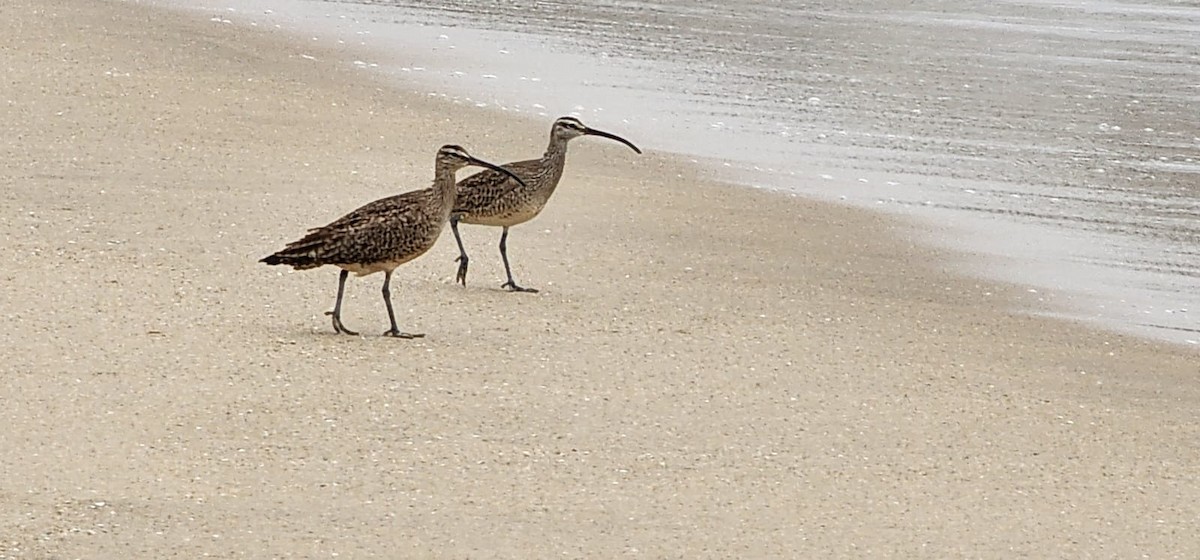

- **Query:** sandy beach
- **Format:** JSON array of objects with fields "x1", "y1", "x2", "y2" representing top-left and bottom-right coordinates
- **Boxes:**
[{"x1": 2, "y1": 0, "x2": 1198, "y2": 557}]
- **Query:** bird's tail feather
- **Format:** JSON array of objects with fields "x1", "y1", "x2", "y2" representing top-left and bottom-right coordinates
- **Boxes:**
[
  {"x1": 259, "y1": 253, "x2": 321, "y2": 271},
  {"x1": 262, "y1": 228, "x2": 332, "y2": 270},
  {"x1": 260, "y1": 245, "x2": 323, "y2": 270}
]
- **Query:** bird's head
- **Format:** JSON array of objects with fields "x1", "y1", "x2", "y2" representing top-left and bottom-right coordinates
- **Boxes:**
[
  {"x1": 436, "y1": 144, "x2": 479, "y2": 170},
  {"x1": 436, "y1": 144, "x2": 527, "y2": 189},
  {"x1": 551, "y1": 116, "x2": 642, "y2": 154}
]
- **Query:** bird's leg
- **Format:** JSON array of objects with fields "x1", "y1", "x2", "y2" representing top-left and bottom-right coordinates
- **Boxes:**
[
  {"x1": 450, "y1": 215, "x2": 470, "y2": 287},
  {"x1": 325, "y1": 269, "x2": 359, "y2": 336},
  {"x1": 380, "y1": 270, "x2": 425, "y2": 339},
  {"x1": 499, "y1": 226, "x2": 538, "y2": 293}
]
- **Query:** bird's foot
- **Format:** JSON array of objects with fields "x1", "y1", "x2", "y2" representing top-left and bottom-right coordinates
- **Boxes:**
[
  {"x1": 454, "y1": 255, "x2": 469, "y2": 286},
  {"x1": 501, "y1": 281, "x2": 539, "y2": 293},
  {"x1": 325, "y1": 311, "x2": 359, "y2": 336},
  {"x1": 383, "y1": 329, "x2": 425, "y2": 339}
]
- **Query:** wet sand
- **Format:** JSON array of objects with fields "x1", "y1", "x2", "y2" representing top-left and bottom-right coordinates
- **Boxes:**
[
  {"x1": 1, "y1": 0, "x2": 1198, "y2": 557},
  {"x1": 222, "y1": 0, "x2": 1200, "y2": 343}
]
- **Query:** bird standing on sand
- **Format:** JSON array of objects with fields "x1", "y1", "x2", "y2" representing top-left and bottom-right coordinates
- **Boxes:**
[
  {"x1": 450, "y1": 116, "x2": 642, "y2": 292},
  {"x1": 261, "y1": 145, "x2": 526, "y2": 338}
]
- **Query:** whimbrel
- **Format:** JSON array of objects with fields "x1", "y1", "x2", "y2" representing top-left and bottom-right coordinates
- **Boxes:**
[
  {"x1": 450, "y1": 116, "x2": 641, "y2": 292},
  {"x1": 261, "y1": 145, "x2": 526, "y2": 338}
]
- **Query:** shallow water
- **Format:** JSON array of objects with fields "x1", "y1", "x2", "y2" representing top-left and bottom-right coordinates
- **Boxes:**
[{"x1": 171, "y1": 0, "x2": 1199, "y2": 345}]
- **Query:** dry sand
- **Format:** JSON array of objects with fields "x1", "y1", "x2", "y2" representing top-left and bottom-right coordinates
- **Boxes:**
[{"x1": 1, "y1": 0, "x2": 1198, "y2": 557}]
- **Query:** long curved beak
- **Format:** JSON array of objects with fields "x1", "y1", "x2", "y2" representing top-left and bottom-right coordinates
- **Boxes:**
[
  {"x1": 466, "y1": 156, "x2": 527, "y2": 197},
  {"x1": 584, "y1": 127, "x2": 642, "y2": 154}
]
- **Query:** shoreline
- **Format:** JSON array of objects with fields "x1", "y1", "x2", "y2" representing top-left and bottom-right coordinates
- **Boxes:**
[
  {"x1": 152, "y1": 0, "x2": 1200, "y2": 347},
  {"x1": 2, "y1": 0, "x2": 1199, "y2": 557}
]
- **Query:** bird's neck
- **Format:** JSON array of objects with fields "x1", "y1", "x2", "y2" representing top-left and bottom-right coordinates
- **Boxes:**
[
  {"x1": 432, "y1": 165, "x2": 458, "y2": 212},
  {"x1": 542, "y1": 136, "x2": 570, "y2": 163}
]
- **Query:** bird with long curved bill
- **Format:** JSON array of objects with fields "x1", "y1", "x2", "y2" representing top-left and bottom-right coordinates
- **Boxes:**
[
  {"x1": 261, "y1": 145, "x2": 527, "y2": 338},
  {"x1": 450, "y1": 116, "x2": 642, "y2": 292}
]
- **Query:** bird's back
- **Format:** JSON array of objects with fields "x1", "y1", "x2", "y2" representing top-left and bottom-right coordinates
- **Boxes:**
[
  {"x1": 453, "y1": 158, "x2": 560, "y2": 225},
  {"x1": 263, "y1": 188, "x2": 447, "y2": 272}
]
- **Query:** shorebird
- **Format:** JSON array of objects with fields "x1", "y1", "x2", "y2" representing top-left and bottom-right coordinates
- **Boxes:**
[
  {"x1": 449, "y1": 116, "x2": 642, "y2": 292},
  {"x1": 260, "y1": 145, "x2": 526, "y2": 338}
]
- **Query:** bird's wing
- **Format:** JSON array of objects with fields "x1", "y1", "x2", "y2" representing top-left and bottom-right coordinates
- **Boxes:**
[
  {"x1": 276, "y1": 190, "x2": 430, "y2": 264},
  {"x1": 453, "y1": 159, "x2": 540, "y2": 213}
]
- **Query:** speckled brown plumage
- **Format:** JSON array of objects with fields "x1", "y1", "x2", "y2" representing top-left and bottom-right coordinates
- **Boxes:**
[
  {"x1": 453, "y1": 158, "x2": 564, "y2": 228},
  {"x1": 261, "y1": 145, "x2": 525, "y2": 337},
  {"x1": 262, "y1": 187, "x2": 449, "y2": 275},
  {"x1": 450, "y1": 116, "x2": 642, "y2": 292}
]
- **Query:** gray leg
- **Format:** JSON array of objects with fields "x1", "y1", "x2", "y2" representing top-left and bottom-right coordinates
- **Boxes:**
[
  {"x1": 325, "y1": 269, "x2": 359, "y2": 335},
  {"x1": 499, "y1": 226, "x2": 538, "y2": 293},
  {"x1": 381, "y1": 270, "x2": 425, "y2": 339},
  {"x1": 451, "y1": 215, "x2": 470, "y2": 286}
]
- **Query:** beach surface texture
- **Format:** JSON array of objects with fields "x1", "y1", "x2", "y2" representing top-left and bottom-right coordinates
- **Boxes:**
[{"x1": 1, "y1": 1, "x2": 1197, "y2": 557}]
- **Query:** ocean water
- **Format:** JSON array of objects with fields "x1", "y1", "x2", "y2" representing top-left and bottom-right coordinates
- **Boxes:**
[{"x1": 169, "y1": 0, "x2": 1199, "y2": 345}]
